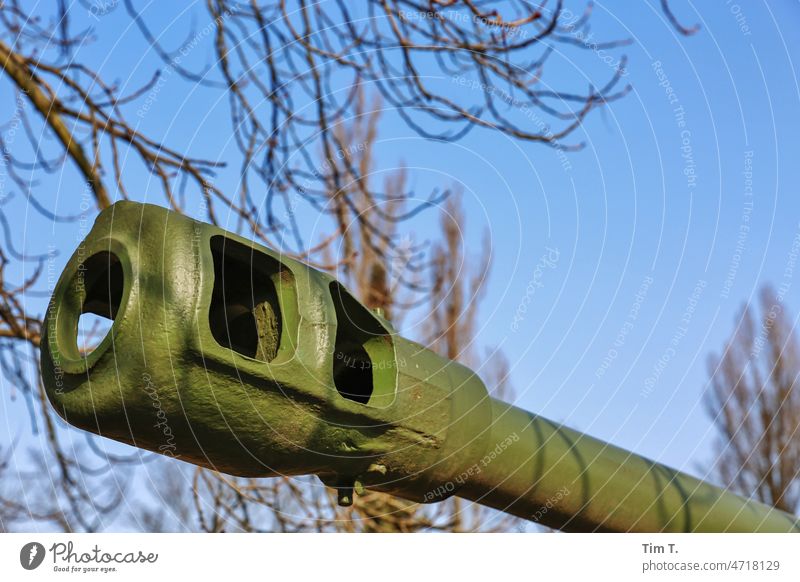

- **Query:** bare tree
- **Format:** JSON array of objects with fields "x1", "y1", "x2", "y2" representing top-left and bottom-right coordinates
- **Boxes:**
[{"x1": 705, "y1": 285, "x2": 800, "y2": 513}]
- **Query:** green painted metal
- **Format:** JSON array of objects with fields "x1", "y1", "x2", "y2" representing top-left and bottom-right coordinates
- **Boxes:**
[{"x1": 41, "y1": 201, "x2": 799, "y2": 532}]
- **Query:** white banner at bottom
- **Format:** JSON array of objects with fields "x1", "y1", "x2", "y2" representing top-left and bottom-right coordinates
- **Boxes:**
[{"x1": 1, "y1": 533, "x2": 797, "y2": 581}]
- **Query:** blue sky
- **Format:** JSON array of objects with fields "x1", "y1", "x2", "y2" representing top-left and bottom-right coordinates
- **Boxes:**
[{"x1": 3, "y1": 1, "x2": 800, "y2": 519}]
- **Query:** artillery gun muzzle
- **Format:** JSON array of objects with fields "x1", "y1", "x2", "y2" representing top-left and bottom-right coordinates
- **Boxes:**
[{"x1": 41, "y1": 201, "x2": 800, "y2": 532}]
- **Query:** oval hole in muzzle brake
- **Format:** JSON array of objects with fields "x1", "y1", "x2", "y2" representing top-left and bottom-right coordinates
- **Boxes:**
[
  {"x1": 209, "y1": 236, "x2": 283, "y2": 362},
  {"x1": 77, "y1": 251, "x2": 123, "y2": 355}
]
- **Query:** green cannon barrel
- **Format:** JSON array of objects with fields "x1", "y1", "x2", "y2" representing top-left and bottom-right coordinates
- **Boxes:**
[{"x1": 40, "y1": 201, "x2": 799, "y2": 532}]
